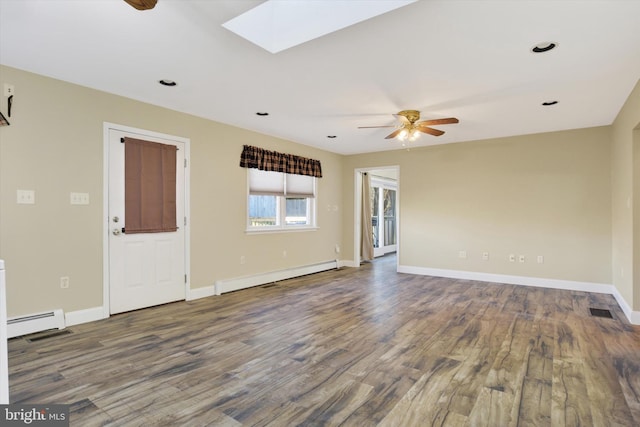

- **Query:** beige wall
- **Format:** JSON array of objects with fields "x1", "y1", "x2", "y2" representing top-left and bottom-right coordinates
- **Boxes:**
[
  {"x1": 611, "y1": 79, "x2": 640, "y2": 310},
  {"x1": 1, "y1": 63, "x2": 637, "y2": 320},
  {"x1": 343, "y1": 127, "x2": 612, "y2": 284},
  {"x1": 0, "y1": 65, "x2": 343, "y2": 317}
]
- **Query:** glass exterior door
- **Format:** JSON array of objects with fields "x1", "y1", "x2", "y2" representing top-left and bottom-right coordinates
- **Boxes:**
[{"x1": 371, "y1": 178, "x2": 397, "y2": 257}]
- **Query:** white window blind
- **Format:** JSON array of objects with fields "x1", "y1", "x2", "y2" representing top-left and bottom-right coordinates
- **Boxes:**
[
  {"x1": 286, "y1": 173, "x2": 314, "y2": 197},
  {"x1": 249, "y1": 169, "x2": 315, "y2": 198},
  {"x1": 249, "y1": 169, "x2": 285, "y2": 196}
]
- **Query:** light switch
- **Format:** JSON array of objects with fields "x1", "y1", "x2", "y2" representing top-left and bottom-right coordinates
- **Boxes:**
[
  {"x1": 70, "y1": 192, "x2": 90, "y2": 205},
  {"x1": 17, "y1": 189, "x2": 35, "y2": 204}
]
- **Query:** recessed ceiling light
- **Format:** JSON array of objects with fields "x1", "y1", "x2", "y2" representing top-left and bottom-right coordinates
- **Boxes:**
[
  {"x1": 327, "y1": 135, "x2": 337, "y2": 139},
  {"x1": 542, "y1": 101, "x2": 558, "y2": 106},
  {"x1": 531, "y1": 42, "x2": 557, "y2": 53},
  {"x1": 159, "y1": 79, "x2": 177, "y2": 86},
  {"x1": 256, "y1": 112, "x2": 269, "y2": 116}
]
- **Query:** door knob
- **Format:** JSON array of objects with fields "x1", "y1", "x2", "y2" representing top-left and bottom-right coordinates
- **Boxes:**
[
  {"x1": 112, "y1": 228, "x2": 121, "y2": 236},
  {"x1": 113, "y1": 216, "x2": 119, "y2": 223}
]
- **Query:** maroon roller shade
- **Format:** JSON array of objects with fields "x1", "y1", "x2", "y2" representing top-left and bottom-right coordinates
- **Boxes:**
[{"x1": 124, "y1": 137, "x2": 178, "y2": 234}]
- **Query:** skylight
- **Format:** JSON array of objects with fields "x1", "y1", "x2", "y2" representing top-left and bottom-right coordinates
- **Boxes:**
[{"x1": 222, "y1": 0, "x2": 417, "y2": 54}]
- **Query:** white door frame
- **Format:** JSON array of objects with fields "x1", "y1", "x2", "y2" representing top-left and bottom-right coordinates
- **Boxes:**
[
  {"x1": 102, "y1": 122, "x2": 191, "y2": 319},
  {"x1": 353, "y1": 166, "x2": 400, "y2": 268},
  {"x1": 371, "y1": 176, "x2": 398, "y2": 257}
]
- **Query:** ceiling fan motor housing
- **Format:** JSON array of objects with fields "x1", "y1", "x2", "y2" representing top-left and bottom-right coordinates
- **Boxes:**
[{"x1": 397, "y1": 110, "x2": 421, "y2": 124}]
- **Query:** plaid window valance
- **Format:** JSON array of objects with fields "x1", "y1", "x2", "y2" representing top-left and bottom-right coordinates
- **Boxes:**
[{"x1": 239, "y1": 145, "x2": 322, "y2": 178}]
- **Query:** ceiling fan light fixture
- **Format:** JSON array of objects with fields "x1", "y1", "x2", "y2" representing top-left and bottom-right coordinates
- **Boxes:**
[{"x1": 360, "y1": 110, "x2": 458, "y2": 141}]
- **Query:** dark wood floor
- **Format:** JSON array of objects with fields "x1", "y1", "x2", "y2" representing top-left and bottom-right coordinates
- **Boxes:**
[{"x1": 8, "y1": 255, "x2": 640, "y2": 426}]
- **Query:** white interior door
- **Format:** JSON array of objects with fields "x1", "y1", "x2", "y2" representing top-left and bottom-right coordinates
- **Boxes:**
[{"x1": 108, "y1": 128, "x2": 186, "y2": 314}]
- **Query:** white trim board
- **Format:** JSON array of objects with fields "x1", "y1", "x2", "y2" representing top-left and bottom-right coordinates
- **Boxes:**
[
  {"x1": 338, "y1": 260, "x2": 358, "y2": 268},
  {"x1": 65, "y1": 307, "x2": 106, "y2": 327},
  {"x1": 187, "y1": 285, "x2": 217, "y2": 301},
  {"x1": 398, "y1": 265, "x2": 639, "y2": 325},
  {"x1": 611, "y1": 287, "x2": 640, "y2": 325},
  {"x1": 215, "y1": 260, "x2": 338, "y2": 295}
]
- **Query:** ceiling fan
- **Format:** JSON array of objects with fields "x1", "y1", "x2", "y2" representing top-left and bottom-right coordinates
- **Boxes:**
[
  {"x1": 358, "y1": 110, "x2": 459, "y2": 141},
  {"x1": 124, "y1": 0, "x2": 157, "y2": 10}
]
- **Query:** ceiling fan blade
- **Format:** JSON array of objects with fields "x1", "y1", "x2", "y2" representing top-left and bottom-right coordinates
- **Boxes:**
[
  {"x1": 393, "y1": 114, "x2": 411, "y2": 126},
  {"x1": 417, "y1": 117, "x2": 459, "y2": 126},
  {"x1": 385, "y1": 129, "x2": 404, "y2": 139},
  {"x1": 124, "y1": 0, "x2": 157, "y2": 10},
  {"x1": 358, "y1": 125, "x2": 395, "y2": 129},
  {"x1": 417, "y1": 127, "x2": 445, "y2": 137}
]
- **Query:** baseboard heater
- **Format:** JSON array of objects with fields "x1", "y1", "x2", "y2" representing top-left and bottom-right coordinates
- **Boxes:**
[
  {"x1": 215, "y1": 260, "x2": 338, "y2": 295},
  {"x1": 7, "y1": 309, "x2": 65, "y2": 339}
]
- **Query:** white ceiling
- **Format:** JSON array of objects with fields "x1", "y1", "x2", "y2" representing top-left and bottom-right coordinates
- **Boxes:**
[{"x1": 1, "y1": 0, "x2": 639, "y2": 155}]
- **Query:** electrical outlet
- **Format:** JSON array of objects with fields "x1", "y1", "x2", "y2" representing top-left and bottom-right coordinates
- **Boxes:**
[
  {"x1": 537, "y1": 255, "x2": 544, "y2": 264},
  {"x1": 519, "y1": 255, "x2": 526, "y2": 263},
  {"x1": 3, "y1": 83, "x2": 14, "y2": 97},
  {"x1": 17, "y1": 189, "x2": 35, "y2": 204},
  {"x1": 482, "y1": 252, "x2": 489, "y2": 261},
  {"x1": 458, "y1": 250, "x2": 467, "y2": 259},
  {"x1": 240, "y1": 255, "x2": 246, "y2": 264},
  {"x1": 335, "y1": 244, "x2": 340, "y2": 254},
  {"x1": 509, "y1": 254, "x2": 516, "y2": 262},
  {"x1": 60, "y1": 276, "x2": 69, "y2": 289}
]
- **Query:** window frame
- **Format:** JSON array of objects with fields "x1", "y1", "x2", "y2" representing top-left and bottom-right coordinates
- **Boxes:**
[{"x1": 246, "y1": 169, "x2": 318, "y2": 233}]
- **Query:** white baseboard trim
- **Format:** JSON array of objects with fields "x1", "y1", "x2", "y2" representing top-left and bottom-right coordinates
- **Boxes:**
[
  {"x1": 398, "y1": 265, "x2": 640, "y2": 325},
  {"x1": 186, "y1": 285, "x2": 217, "y2": 301},
  {"x1": 65, "y1": 306, "x2": 106, "y2": 327},
  {"x1": 398, "y1": 265, "x2": 613, "y2": 293},
  {"x1": 31, "y1": 265, "x2": 640, "y2": 329},
  {"x1": 215, "y1": 260, "x2": 339, "y2": 295},
  {"x1": 338, "y1": 260, "x2": 358, "y2": 268},
  {"x1": 611, "y1": 287, "x2": 640, "y2": 325}
]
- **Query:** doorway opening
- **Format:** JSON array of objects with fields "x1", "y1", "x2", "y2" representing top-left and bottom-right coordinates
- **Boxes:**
[
  {"x1": 371, "y1": 176, "x2": 397, "y2": 257},
  {"x1": 354, "y1": 166, "x2": 399, "y2": 269}
]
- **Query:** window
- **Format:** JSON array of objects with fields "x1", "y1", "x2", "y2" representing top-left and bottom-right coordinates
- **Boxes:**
[{"x1": 247, "y1": 169, "x2": 316, "y2": 231}]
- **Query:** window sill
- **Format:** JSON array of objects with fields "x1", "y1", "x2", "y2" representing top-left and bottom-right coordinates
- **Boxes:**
[{"x1": 245, "y1": 226, "x2": 319, "y2": 235}]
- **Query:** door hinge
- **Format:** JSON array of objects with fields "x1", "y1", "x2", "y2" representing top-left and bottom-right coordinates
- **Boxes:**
[
  {"x1": 184, "y1": 159, "x2": 187, "y2": 168},
  {"x1": 184, "y1": 274, "x2": 187, "y2": 284},
  {"x1": 184, "y1": 217, "x2": 187, "y2": 226}
]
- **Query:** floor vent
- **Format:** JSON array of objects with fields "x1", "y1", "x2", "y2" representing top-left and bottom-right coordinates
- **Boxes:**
[
  {"x1": 589, "y1": 308, "x2": 613, "y2": 319},
  {"x1": 25, "y1": 329, "x2": 72, "y2": 343}
]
